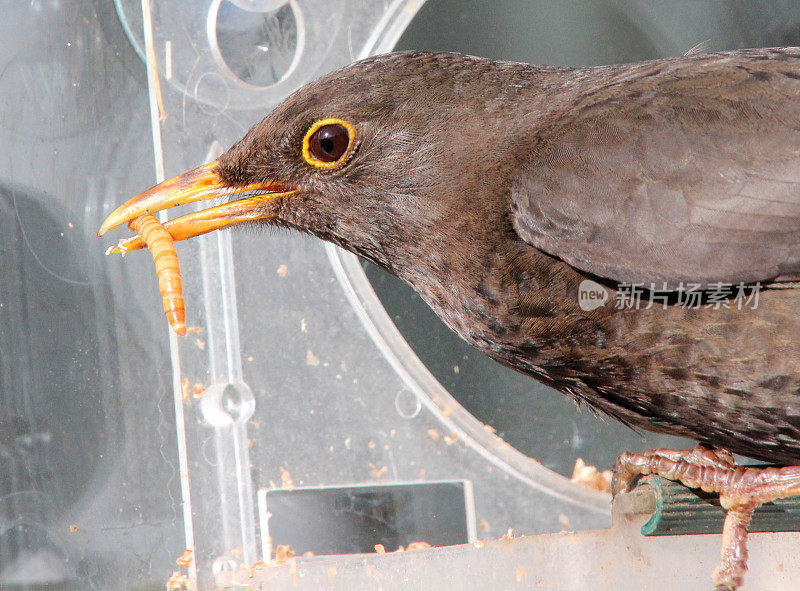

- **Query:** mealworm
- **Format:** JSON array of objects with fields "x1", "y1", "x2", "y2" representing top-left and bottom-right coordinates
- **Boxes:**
[{"x1": 128, "y1": 213, "x2": 186, "y2": 336}]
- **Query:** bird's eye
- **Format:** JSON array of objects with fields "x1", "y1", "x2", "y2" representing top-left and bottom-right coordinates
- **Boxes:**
[{"x1": 302, "y1": 118, "x2": 356, "y2": 168}]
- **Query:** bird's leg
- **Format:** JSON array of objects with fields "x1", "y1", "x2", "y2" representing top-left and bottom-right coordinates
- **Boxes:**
[{"x1": 613, "y1": 445, "x2": 800, "y2": 590}]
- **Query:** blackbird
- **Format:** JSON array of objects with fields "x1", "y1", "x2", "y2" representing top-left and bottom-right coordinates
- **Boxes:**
[{"x1": 100, "y1": 49, "x2": 800, "y2": 589}]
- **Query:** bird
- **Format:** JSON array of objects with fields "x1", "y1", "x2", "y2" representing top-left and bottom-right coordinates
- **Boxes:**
[{"x1": 99, "y1": 48, "x2": 800, "y2": 589}]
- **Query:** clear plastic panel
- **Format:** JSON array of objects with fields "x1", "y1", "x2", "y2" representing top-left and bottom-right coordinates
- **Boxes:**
[
  {"x1": 112, "y1": 0, "x2": 610, "y2": 587},
  {"x1": 8, "y1": 2, "x2": 798, "y2": 590}
]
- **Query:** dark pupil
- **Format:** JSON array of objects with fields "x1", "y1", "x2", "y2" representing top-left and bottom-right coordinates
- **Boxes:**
[
  {"x1": 310, "y1": 124, "x2": 349, "y2": 162},
  {"x1": 320, "y1": 137, "x2": 335, "y2": 154}
]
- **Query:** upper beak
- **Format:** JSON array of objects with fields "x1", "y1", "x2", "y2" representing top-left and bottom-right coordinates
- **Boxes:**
[{"x1": 98, "y1": 161, "x2": 295, "y2": 252}]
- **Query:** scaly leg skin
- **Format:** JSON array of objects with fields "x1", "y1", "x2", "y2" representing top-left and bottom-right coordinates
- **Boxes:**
[{"x1": 613, "y1": 445, "x2": 800, "y2": 590}]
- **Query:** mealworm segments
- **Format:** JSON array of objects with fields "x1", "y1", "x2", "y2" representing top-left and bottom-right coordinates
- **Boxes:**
[{"x1": 128, "y1": 213, "x2": 187, "y2": 336}]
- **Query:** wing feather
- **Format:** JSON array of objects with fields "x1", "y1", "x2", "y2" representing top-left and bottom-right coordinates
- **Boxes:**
[{"x1": 512, "y1": 48, "x2": 800, "y2": 287}]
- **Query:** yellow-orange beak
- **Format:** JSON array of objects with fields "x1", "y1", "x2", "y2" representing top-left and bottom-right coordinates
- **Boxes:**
[{"x1": 98, "y1": 161, "x2": 295, "y2": 252}]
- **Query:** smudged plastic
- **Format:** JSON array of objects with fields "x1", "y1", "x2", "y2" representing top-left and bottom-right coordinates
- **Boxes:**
[{"x1": 4, "y1": 1, "x2": 799, "y2": 589}]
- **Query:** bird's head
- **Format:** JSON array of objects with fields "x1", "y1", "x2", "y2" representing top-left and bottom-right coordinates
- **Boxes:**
[{"x1": 99, "y1": 52, "x2": 532, "y2": 279}]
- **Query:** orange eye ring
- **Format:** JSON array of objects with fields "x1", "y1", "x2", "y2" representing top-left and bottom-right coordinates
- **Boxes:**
[{"x1": 302, "y1": 118, "x2": 356, "y2": 168}]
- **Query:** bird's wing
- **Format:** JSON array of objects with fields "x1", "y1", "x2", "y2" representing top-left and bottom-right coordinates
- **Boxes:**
[{"x1": 511, "y1": 48, "x2": 800, "y2": 288}]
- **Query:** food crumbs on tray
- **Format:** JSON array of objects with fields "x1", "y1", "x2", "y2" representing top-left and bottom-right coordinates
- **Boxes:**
[
  {"x1": 405, "y1": 541, "x2": 431, "y2": 551},
  {"x1": 483, "y1": 424, "x2": 496, "y2": 434},
  {"x1": 277, "y1": 264, "x2": 288, "y2": 277},
  {"x1": 186, "y1": 326, "x2": 202, "y2": 334},
  {"x1": 306, "y1": 349, "x2": 320, "y2": 366},
  {"x1": 302, "y1": 551, "x2": 315, "y2": 557},
  {"x1": 479, "y1": 518, "x2": 490, "y2": 532},
  {"x1": 192, "y1": 383, "x2": 205, "y2": 398},
  {"x1": 427, "y1": 428, "x2": 440, "y2": 442},
  {"x1": 289, "y1": 558, "x2": 298, "y2": 586},
  {"x1": 280, "y1": 466, "x2": 295, "y2": 489},
  {"x1": 441, "y1": 404, "x2": 454, "y2": 417},
  {"x1": 390, "y1": 429, "x2": 396, "y2": 437},
  {"x1": 368, "y1": 440, "x2": 376, "y2": 449},
  {"x1": 516, "y1": 566, "x2": 527, "y2": 582},
  {"x1": 570, "y1": 458, "x2": 613, "y2": 493},
  {"x1": 443, "y1": 433, "x2": 459, "y2": 445},
  {"x1": 273, "y1": 544, "x2": 295, "y2": 565},
  {"x1": 473, "y1": 540, "x2": 485, "y2": 549},
  {"x1": 69, "y1": 524, "x2": 78, "y2": 532},
  {"x1": 175, "y1": 549, "x2": 193, "y2": 567},
  {"x1": 500, "y1": 528, "x2": 515, "y2": 541},
  {"x1": 166, "y1": 570, "x2": 189, "y2": 591},
  {"x1": 300, "y1": 318, "x2": 308, "y2": 332},
  {"x1": 181, "y1": 378, "x2": 190, "y2": 401},
  {"x1": 374, "y1": 544, "x2": 386, "y2": 554},
  {"x1": 327, "y1": 565, "x2": 337, "y2": 580},
  {"x1": 370, "y1": 465, "x2": 388, "y2": 478},
  {"x1": 247, "y1": 560, "x2": 267, "y2": 578},
  {"x1": 195, "y1": 338, "x2": 206, "y2": 350}
]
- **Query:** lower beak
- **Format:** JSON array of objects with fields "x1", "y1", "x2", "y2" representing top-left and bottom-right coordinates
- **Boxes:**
[{"x1": 98, "y1": 161, "x2": 295, "y2": 252}]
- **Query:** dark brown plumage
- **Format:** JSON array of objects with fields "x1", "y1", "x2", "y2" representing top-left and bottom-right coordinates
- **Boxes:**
[
  {"x1": 98, "y1": 47, "x2": 800, "y2": 590},
  {"x1": 215, "y1": 48, "x2": 800, "y2": 464},
  {"x1": 102, "y1": 48, "x2": 800, "y2": 464}
]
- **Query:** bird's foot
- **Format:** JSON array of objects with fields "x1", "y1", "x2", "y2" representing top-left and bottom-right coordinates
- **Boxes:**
[{"x1": 613, "y1": 445, "x2": 800, "y2": 590}]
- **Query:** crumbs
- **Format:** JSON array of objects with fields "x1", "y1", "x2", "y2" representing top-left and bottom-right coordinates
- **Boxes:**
[
  {"x1": 274, "y1": 544, "x2": 295, "y2": 565},
  {"x1": 166, "y1": 571, "x2": 189, "y2": 591},
  {"x1": 570, "y1": 458, "x2": 612, "y2": 493},
  {"x1": 280, "y1": 466, "x2": 294, "y2": 489},
  {"x1": 306, "y1": 349, "x2": 321, "y2": 366},
  {"x1": 181, "y1": 378, "x2": 206, "y2": 401},
  {"x1": 500, "y1": 527, "x2": 515, "y2": 541},
  {"x1": 369, "y1": 463, "x2": 388, "y2": 479},
  {"x1": 374, "y1": 541, "x2": 430, "y2": 553},
  {"x1": 176, "y1": 549, "x2": 193, "y2": 568}
]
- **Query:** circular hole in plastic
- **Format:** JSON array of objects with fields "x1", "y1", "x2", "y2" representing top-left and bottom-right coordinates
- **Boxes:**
[
  {"x1": 213, "y1": 0, "x2": 298, "y2": 88},
  {"x1": 200, "y1": 382, "x2": 256, "y2": 426},
  {"x1": 364, "y1": 0, "x2": 714, "y2": 478},
  {"x1": 194, "y1": 71, "x2": 231, "y2": 115},
  {"x1": 394, "y1": 389, "x2": 422, "y2": 420}
]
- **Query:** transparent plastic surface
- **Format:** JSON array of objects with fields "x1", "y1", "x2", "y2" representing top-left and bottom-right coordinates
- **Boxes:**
[
  {"x1": 0, "y1": 4, "x2": 184, "y2": 587},
  {"x1": 215, "y1": 493, "x2": 800, "y2": 590},
  {"x1": 113, "y1": 0, "x2": 610, "y2": 587},
  {"x1": 4, "y1": 2, "x2": 800, "y2": 590}
]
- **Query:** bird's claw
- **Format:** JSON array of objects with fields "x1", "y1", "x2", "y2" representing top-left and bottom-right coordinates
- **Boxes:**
[{"x1": 613, "y1": 445, "x2": 800, "y2": 590}]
